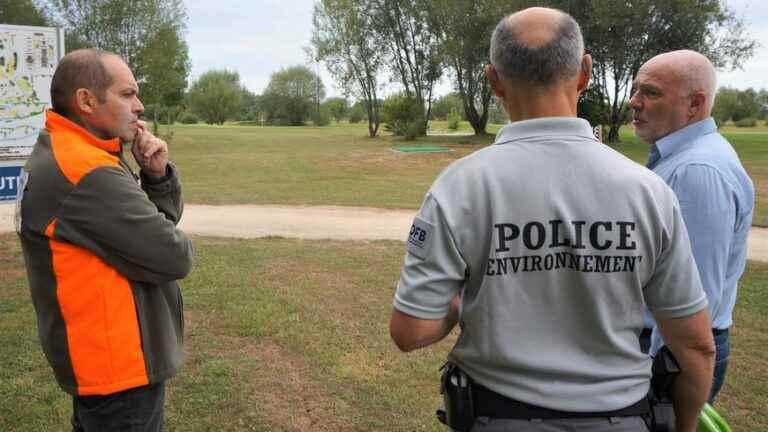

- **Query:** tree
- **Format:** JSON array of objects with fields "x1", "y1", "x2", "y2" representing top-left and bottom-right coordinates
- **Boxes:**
[
  {"x1": 552, "y1": 0, "x2": 757, "y2": 143},
  {"x1": 712, "y1": 87, "x2": 761, "y2": 125},
  {"x1": 426, "y1": 0, "x2": 510, "y2": 135},
  {"x1": 45, "y1": 0, "x2": 190, "y2": 109},
  {"x1": 136, "y1": 22, "x2": 190, "y2": 118},
  {"x1": 312, "y1": 0, "x2": 385, "y2": 136},
  {"x1": 48, "y1": 0, "x2": 186, "y2": 68},
  {"x1": 735, "y1": 88, "x2": 760, "y2": 121},
  {"x1": 712, "y1": 87, "x2": 738, "y2": 125},
  {"x1": 187, "y1": 70, "x2": 245, "y2": 125},
  {"x1": 371, "y1": 0, "x2": 442, "y2": 134},
  {"x1": 382, "y1": 93, "x2": 425, "y2": 139},
  {"x1": 262, "y1": 65, "x2": 325, "y2": 126},
  {"x1": 323, "y1": 97, "x2": 349, "y2": 122},
  {"x1": 0, "y1": 0, "x2": 50, "y2": 26},
  {"x1": 758, "y1": 89, "x2": 768, "y2": 120},
  {"x1": 240, "y1": 90, "x2": 263, "y2": 122}
]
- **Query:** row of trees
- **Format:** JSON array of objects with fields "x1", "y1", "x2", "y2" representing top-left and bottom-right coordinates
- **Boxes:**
[
  {"x1": 152, "y1": 65, "x2": 768, "y2": 131},
  {"x1": 311, "y1": 0, "x2": 756, "y2": 141},
  {"x1": 713, "y1": 87, "x2": 768, "y2": 126},
  {"x1": 185, "y1": 66, "x2": 377, "y2": 126},
  {"x1": 3, "y1": 0, "x2": 191, "y2": 124},
  {"x1": 182, "y1": 62, "x2": 508, "y2": 128},
  {"x1": 185, "y1": 66, "x2": 325, "y2": 126},
  {"x1": 5, "y1": 1, "x2": 757, "y2": 138}
]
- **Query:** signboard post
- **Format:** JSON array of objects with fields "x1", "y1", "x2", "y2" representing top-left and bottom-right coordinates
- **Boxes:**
[
  {"x1": 593, "y1": 125, "x2": 604, "y2": 143},
  {"x1": 0, "y1": 24, "x2": 64, "y2": 203}
]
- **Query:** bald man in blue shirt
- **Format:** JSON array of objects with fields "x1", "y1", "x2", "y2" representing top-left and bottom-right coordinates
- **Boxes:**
[{"x1": 629, "y1": 49, "x2": 754, "y2": 403}]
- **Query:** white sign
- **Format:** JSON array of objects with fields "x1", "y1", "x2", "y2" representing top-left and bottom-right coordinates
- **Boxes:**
[{"x1": 0, "y1": 24, "x2": 64, "y2": 202}]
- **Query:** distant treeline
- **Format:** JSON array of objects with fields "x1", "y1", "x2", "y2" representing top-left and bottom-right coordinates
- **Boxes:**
[{"x1": 3, "y1": 0, "x2": 760, "y2": 139}]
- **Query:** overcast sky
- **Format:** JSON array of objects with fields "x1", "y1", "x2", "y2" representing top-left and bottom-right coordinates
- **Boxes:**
[{"x1": 184, "y1": 0, "x2": 768, "y2": 99}]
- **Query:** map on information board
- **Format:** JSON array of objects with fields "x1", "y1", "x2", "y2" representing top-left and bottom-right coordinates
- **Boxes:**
[
  {"x1": 0, "y1": 24, "x2": 63, "y2": 161},
  {"x1": 0, "y1": 24, "x2": 64, "y2": 202}
]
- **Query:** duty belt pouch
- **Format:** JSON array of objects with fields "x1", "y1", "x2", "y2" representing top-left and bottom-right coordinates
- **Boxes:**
[
  {"x1": 436, "y1": 362, "x2": 475, "y2": 432},
  {"x1": 649, "y1": 346, "x2": 681, "y2": 432}
]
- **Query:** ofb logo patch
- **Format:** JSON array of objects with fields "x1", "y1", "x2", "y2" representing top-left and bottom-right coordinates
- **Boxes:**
[{"x1": 406, "y1": 216, "x2": 434, "y2": 259}]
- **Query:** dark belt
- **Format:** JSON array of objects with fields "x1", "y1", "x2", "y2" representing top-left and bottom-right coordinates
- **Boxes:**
[
  {"x1": 473, "y1": 384, "x2": 650, "y2": 420},
  {"x1": 712, "y1": 328, "x2": 729, "y2": 336}
]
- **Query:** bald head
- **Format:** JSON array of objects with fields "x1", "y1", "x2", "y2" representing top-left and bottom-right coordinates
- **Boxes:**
[
  {"x1": 490, "y1": 7, "x2": 584, "y2": 86},
  {"x1": 630, "y1": 50, "x2": 718, "y2": 143},
  {"x1": 51, "y1": 49, "x2": 119, "y2": 117},
  {"x1": 506, "y1": 7, "x2": 567, "y2": 47},
  {"x1": 641, "y1": 50, "x2": 717, "y2": 113}
]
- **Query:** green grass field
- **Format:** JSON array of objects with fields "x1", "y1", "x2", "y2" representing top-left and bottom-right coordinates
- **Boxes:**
[
  {"x1": 168, "y1": 121, "x2": 768, "y2": 224},
  {"x1": 168, "y1": 122, "x2": 491, "y2": 209},
  {"x1": 1, "y1": 233, "x2": 765, "y2": 431}
]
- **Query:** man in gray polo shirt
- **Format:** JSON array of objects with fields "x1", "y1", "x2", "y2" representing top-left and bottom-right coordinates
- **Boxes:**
[{"x1": 389, "y1": 7, "x2": 715, "y2": 432}]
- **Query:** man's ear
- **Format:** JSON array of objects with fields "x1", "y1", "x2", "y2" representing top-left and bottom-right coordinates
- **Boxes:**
[
  {"x1": 73, "y1": 88, "x2": 97, "y2": 115},
  {"x1": 688, "y1": 91, "x2": 706, "y2": 117},
  {"x1": 485, "y1": 64, "x2": 506, "y2": 99},
  {"x1": 577, "y1": 54, "x2": 592, "y2": 94}
]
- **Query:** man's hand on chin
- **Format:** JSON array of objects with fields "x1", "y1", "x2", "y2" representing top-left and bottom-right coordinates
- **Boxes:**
[{"x1": 131, "y1": 120, "x2": 168, "y2": 179}]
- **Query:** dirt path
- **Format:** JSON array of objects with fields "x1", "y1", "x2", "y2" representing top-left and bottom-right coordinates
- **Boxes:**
[
  {"x1": 0, "y1": 204, "x2": 415, "y2": 241},
  {"x1": 3, "y1": 203, "x2": 768, "y2": 262},
  {"x1": 176, "y1": 204, "x2": 414, "y2": 241}
]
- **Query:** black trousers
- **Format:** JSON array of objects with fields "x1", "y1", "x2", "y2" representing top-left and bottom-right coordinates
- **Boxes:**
[{"x1": 71, "y1": 381, "x2": 165, "y2": 432}]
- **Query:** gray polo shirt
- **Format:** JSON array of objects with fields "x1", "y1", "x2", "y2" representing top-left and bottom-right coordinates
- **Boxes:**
[{"x1": 394, "y1": 117, "x2": 707, "y2": 412}]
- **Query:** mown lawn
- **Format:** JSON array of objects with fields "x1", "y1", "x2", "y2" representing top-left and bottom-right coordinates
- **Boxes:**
[
  {"x1": 1, "y1": 233, "x2": 766, "y2": 431},
  {"x1": 166, "y1": 121, "x2": 768, "y2": 224},
  {"x1": 167, "y1": 122, "x2": 492, "y2": 209}
]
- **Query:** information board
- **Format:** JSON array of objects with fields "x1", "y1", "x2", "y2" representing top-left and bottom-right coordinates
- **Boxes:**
[{"x1": 0, "y1": 24, "x2": 64, "y2": 202}]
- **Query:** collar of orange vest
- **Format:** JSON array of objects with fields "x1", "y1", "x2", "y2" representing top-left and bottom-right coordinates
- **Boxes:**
[{"x1": 45, "y1": 109, "x2": 122, "y2": 153}]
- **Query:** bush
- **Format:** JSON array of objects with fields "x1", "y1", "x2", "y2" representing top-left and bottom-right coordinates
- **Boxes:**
[
  {"x1": 179, "y1": 112, "x2": 199, "y2": 124},
  {"x1": 447, "y1": 108, "x2": 461, "y2": 131},
  {"x1": 382, "y1": 93, "x2": 426, "y2": 139},
  {"x1": 734, "y1": 117, "x2": 757, "y2": 128},
  {"x1": 432, "y1": 93, "x2": 464, "y2": 120}
]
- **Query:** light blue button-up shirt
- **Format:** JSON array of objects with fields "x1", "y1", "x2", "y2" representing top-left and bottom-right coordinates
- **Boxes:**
[{"x1": 646, "y1": 118, "x2": 754, "y2": 338}]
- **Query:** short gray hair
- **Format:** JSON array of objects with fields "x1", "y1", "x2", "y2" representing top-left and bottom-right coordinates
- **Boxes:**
[
  {"x1": 490, "y1": 11, "x2": 584, "y2": 86},
  {"x1": 51, "y1": 49, "x2": 115, "y2": 116}
]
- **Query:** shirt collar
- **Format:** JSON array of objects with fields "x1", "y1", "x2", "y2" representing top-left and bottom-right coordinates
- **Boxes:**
[
  {"x1": 495, "y1": 117, "x2": 596, "y2": 145},
  {"x1": 653, "y1": 117, "x2": 717, "y2": 158},
  {"x1": 45, "y1": 109, "x2": 122, "y2": 153}
]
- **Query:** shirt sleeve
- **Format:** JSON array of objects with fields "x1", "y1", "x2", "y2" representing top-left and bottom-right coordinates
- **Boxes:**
[
  {"x1": 670, "y1": 163, "x2": 735, "y2": 313},
  {"x1": 643, "y1": 190, "x2": 708, "y2": 320},
  {"x1": 393, "y1": 192, "x2": 466, "y2": 319},
  {"x1": 140, "y1": 163, "x2": 184, "y2": 225}
]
